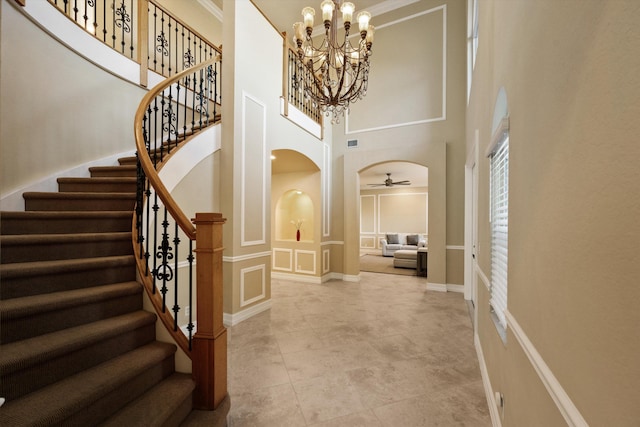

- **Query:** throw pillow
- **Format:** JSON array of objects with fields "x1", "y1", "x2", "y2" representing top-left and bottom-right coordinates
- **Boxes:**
[
  {"x1": 386, "y1": 233, "x2": 399, "y2": 244},
  {"x1": 406, "y1": 234, "x2": 420, "y2": 245}
]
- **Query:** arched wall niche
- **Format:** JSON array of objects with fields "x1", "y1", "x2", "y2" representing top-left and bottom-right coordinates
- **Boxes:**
[{"x1": 275, "y1": 189, "x2": 314, "y2": 242}]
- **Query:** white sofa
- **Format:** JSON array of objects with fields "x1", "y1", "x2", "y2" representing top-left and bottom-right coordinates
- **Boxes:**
[{"x1": 380, "y1": 233, "x2": 427, "y2": 257}]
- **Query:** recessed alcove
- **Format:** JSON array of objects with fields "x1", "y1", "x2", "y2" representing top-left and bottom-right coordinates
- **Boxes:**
[{"x1": 275, "y1": 189, "x2": 314, "y2": 242}]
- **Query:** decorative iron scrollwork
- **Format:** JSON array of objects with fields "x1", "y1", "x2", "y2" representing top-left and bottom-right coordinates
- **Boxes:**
[
  {"x1": 184, "y1": 49, "x2": 195, "y2": 69},
  {"x1": 114, "y1": 1, "x2": 131, "y2": 33},
  {"x1": 162, "y1": 98, "x2": 177, "y2": 136},
  {"x1": 156, "y1": 32, "x2": 169, "y2": 56}
]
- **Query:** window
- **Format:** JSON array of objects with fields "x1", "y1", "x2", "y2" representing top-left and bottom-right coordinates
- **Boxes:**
[
  {"x1": 490, "y1": 133, "x2": 509, "y2": 334},
  {"x1": 466, "y1": 0, "x2": 479, "y2": 101}
]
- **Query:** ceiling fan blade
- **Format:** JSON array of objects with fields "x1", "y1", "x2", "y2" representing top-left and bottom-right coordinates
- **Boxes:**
[
  {"x1": 392, "y1": 180, "x2": 411, "y2": 185},
  {"x1": 367, "y1": 183, "x2": 386, "y2": 186}
]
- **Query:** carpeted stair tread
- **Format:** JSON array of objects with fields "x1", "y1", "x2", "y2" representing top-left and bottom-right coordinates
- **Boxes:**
[
  {"x1": 0, "y1": 255, "x2": 135, "y2": 299},
  {"x1": 0, "y1": 211, "x2": 133, "y2": 234},
  {"x1": 0, "y1": 255, "x2": 134, "y2": 280},
  {"x1": 57, "y1": 177, "x2": 137, "y2": 193},
  {"x1": 100, "y1": 372, "x2": 195, "y2": 427},
  {"x1": 0, "y1": 341, "x2": 176, "y2": 426},
  {"x1": 0, "y1": 310, "x2": 156, "y2": 376},
  {"x1": 1, "y1": 231, "x2": 132, "y2": 263},
  {"x1": 1, "y1": 281, "x2": 141, "y2": 321},
  {"x1": 23, "y1": 191, "x2": 136, "y2": 212},
  {"x1": 0, "y1": 282, "x2": 143, "y2": 343},
  {"x1": 89, "y1": 165, "x2": 137, "y2": 177}
]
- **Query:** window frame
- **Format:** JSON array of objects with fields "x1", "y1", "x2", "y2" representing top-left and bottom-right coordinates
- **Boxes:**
[{"x1": 488, "y1": 117, "x2": 510, "y2": 342}]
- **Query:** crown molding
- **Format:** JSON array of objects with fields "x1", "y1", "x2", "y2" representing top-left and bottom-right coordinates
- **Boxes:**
[{"x1": 197, "y1": 0, "x2": 223, "y2": 21}]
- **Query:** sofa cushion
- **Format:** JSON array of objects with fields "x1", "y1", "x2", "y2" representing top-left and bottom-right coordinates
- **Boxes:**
[
  {"x1": 386, "y1": 233, "x2": 399, "y2": 244},
  {"x1": 406, "y1": 234, "x2": 419, "y2": 245}
]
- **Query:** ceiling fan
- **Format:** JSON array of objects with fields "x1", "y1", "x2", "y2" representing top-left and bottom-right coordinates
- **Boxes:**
[{"x1": 368, "y1": 173, "x2": 411, "y2": 187}]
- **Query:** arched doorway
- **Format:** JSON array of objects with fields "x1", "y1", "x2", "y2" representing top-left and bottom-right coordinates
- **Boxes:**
[{"x1": 358, "y1": 162, "x2": 429, "y2": 275}]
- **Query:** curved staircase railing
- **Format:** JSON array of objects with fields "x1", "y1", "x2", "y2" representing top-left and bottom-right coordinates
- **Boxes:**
[{"x1": 133, "y1": 55, "x2": 227, "y2": 409}]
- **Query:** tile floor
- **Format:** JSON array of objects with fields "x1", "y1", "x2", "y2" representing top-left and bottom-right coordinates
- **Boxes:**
[{"x1": 226, "y1": 272, "x2": 491, "y2": 426}]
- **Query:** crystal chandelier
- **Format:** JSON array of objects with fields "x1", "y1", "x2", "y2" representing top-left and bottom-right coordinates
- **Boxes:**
[{"x1": 293, "y1": 0, "x2": 375, "y2": 123}]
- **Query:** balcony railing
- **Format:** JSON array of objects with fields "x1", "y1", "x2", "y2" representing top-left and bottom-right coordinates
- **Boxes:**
[
  {"x1": 283, "y1": 35, "x2": 323, "y2": 126},
  {"x1": 47, "y1": 0, "x2": 219, "y2": 84}
]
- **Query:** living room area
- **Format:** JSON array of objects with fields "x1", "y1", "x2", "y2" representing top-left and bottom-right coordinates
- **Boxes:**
[{"x1": 358, "y1": 162, "x2": 428, "y2": 277}]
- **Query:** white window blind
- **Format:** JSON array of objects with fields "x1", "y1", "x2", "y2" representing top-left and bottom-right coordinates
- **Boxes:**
[{"x1": 490, "y1": 136, "x2": 509, "y2": 329}]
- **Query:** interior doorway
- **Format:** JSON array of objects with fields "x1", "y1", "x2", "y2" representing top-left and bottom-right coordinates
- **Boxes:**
[{"x1": 358, "y1": 161, "x2": 429, "y2": 276}]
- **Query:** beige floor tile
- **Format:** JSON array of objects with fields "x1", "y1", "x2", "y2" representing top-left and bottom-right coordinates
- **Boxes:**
[
  {"x1": 226, "y1": 273, "x2": 490, "y2": 426},
  {"x1": 228, "y1": 352, "x2": 291, "y2": 394},
  {"x1": 275, "y1": 328, "x2": 326, "y2": 354},
  {"x1": 292, "y1": 373, "x2": 366, "y2": 424},
  {"x1": 228, "y1": 383, "x2": 306, "y2": 427},
  {"x1": 308, "y1": 410, "x2": 383, "y2": 427}
]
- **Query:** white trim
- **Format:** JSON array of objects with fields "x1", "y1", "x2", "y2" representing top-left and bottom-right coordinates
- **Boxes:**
[
  {"x1": 486, "y1": 116, "x2": 510, "y2": 158},
  {"x1": 309, "y1": 0, "x2": 421, "y2": 36},
  {"x1": 321, "y1": 272, "x2": 344, "y2": 282},
  {"x1": 505, "y1": 311, "x2": 588, "y2": 427},
  {"x1": 323, "y1": 143, "x2": 332, "y2": 237},
  {"x1": 240, "y1": 91, "x2": 267, "y2": 246},
  {"x1": 240, "y1": 264, "x2": 266, "y2": 307},
  {"x1": 360, "y1": 235, "x2": 377, "y2": 249},
  {"x1": 322, "y1": 249, "x2": 330, "y2": 274},
  {"x1": 476, "y1": 264, "x2": 491, "y2": 291},
  {"x1": 223, "y1": 299, "x2": 272, "y2": 327},
  {"x1": 344, "y1": 274, "x2": 361, "y2": 283},
  {"x1": 272, "y1": 272, "x2": 322, "y2": 284},
  {"x1": 427, "y1": 283, "x2": 447, "y2": 292},
  {"x1": 280, "y1": 98, "x2": 323, "y2": 139},
  {"x1": 158, "y1": 125, "x2": 221, "y2": 192},
  {"x1": 321, "y1": 240, "x2": 344, "y2": 246},
  {"x1": 446, "y1": 245, "x2": 465, "y2": 250},
  {"x1": 222, "y1": 251, "x2": 272, "y2": 263},
  {"x1": 294, "y1": 250, "x2": 317, "y2": 275},
  {"x1": 272, "y1": 248, "x2": 293, "y2": 272},
  {"x1": 447, "y1": 284, "x2": 465, "y2": 293},
  {"x1": 475, "y1": 333, "x2": 503, "y2": 427},
  {"x1": 346, "y1": 5, "x2": 447, "y2": 135},
  {"x1": 197, "y1": 0, "x2": 223, "y2": 22}
]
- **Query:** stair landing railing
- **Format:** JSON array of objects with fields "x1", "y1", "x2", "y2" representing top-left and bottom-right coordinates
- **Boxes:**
[
  {"x1": 133, "y1": 55, "x2": 226, "y2": 409},
  {"x1": 46, "y1": 0, "x2": 218, "y2": 86}
]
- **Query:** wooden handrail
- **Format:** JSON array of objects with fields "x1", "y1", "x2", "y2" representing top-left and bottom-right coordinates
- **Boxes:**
[{"x1": 134, "y1": 58, "x2": 219, "y2": 239}]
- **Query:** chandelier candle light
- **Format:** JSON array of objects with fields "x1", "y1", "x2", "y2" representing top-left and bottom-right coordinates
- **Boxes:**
[{"x1": 293, "y1": 0, "x2": 375, "y2": 123}]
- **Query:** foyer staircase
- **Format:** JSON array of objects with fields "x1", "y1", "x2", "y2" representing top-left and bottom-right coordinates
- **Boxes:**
[{"x1": 0, "y1": 157, "x2": 196, "y2": 426}]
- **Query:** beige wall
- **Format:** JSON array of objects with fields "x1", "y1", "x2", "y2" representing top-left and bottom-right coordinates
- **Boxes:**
[
  {"x1": 155, "y1": 0, "x2": 222, "y2": 46},
  {"x1": 468, "y1": 0, "x2": 640, "y2": 424},
  {"x1": 0, "y1": 1, "x2": 144, "y2": 199}
]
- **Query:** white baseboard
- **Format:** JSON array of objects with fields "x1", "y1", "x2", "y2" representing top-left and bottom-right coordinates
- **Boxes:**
[
  {"x1": 271, "y1": 272, "x2": 322, "y2": 284},
  {"x1": 447, "y1": 284, "x2": 465, "y2": 293},
  {"x1": 475, "y1": 333, "x2": 503, "y2": 427},
  {"x1": 321, "y1": 272, "x2": 344, "y2": 282},
  {"x1": 343, "y1": 274, "x2": 361, "y2": 282},
  {"x1": 223, "y1": 299, "x2": 272, "y2": 327},
  {"x1": 427, "y1": 282, "x2": 447, "y2": 292}
]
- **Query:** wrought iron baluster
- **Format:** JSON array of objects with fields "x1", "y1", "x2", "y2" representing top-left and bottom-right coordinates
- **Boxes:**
[
  {"x1": 155, "y1": 208, "x2": 173, "y2": 312},
  {"x1": 172, "y1": 221, "x2": 180, "y2": 330},
  {"x1": 187, "y1": 240, "x2": 194, "y2": 349},
  {"x1": 167, "y1": 18, "x2": 173, "y2": 76}
]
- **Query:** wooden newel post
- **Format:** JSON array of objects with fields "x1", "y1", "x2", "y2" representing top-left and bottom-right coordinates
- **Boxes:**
[{"x1": 191, "y1": 212, "x2": 227, "y2": 410}]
